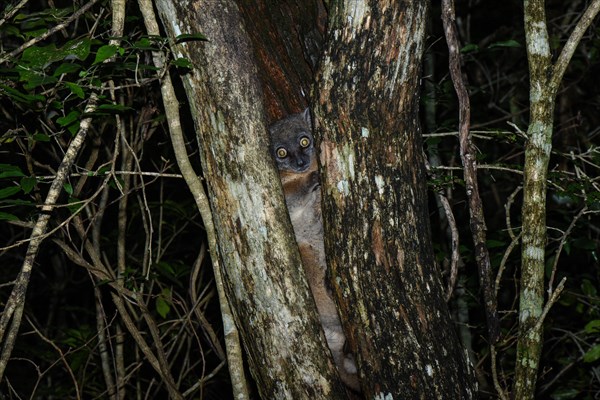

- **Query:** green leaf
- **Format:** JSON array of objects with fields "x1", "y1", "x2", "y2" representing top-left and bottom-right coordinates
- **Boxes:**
[
  {"x1": 20, "y1": 71, "x2": 58, "y2": 90},
  {"x1": 0, "y1": 164, "x2": 23, "y2": 172},
  {"x1": 24, "y1": 28, "x2": 47, "y2": 39},
  {"x1": 132, "y1": 37, "x2": 157, "y2": 50},
  {"x1": 20, "y1": 176, "x2": 37, "y2": 194},
  {"x1": 94, "y1": 166, "x2": 110, "y2": 176},
  {"x1": 32, "y1": 133, "x2": 51, "y2": 142},
  {"x1": 156, "y1": 288, "x2": 172, "y2": 318},
  {"x1": 67, "y1": 195, "x2": 83, "y2": 214},
  {"x1": 20, "y1": 38, "x2": 91, "y2": 69},
  {"x1": 486, "y1": 239, "x2": 506, "y2": 249},
  {"x1": 175, "y1": 33, "x2": 208, "y2": 43},
  {"x1": 172, "y1": 57, "x2": 193, "y2": 69},
  {"x1": 0, "y1": 84, "x2": 46, "y2": 104},
  {"x1": 0, "y1": 212, "x2": 19, "y2": 221},
  {"x1": 96, "y1": 103, "x2": 133, "y2": 113},
  {"x1": 56, "y1": 110, "x2": 80, "y2": 127},
  {"x1": 53, "y1": 62, "x2": 82, "y2": 76},
  {"x1": 93, "y1": 45, "x2": 119, "y2": 64},
  {"x1": 94, "y1": 279, "x2": 112, "y2": 287},
  {"x1": 156, "y1": 297, "x2": 170, "y2": 318},
  {"x1": 67, "y1": 122, "x2": 80, "y2": 135},
  {"x1": 20, "y1": 44, "x2": 59, "y2": 67},
  {"x1": 584, "y1": 320, "x2": 600, "y2": 334},
  {"x1": 550, "y1": 387, "x2": 580, "y2": 400},
  {"x1": 0, "y1": 186, "x2": 21, "y2": 199},
  {"x1": 0, "y1": 169, "x2": 25, "y2": 179},
  {"x1": 61, "y1": 38, "x2": 92, "y2": 61},
  {"x1": 1, "y1": 199, "x2": 33, "y2": 207},
  {"x1": 489, "y1": 39, "x2": 522, "y2": 49},
  {"x1": 460, "y1": 43, "x2": 479, "y2": 53},
  {"x1": 157, "y1": 262, "x2": 175, "y2": 275},
  {"x1": 581, "y1": 278, "x2": 597, "y2": 297},
  {"x1": 64, "y1": 82, "x2": 85, "y2": 98},
  {"x1": 63, "y1": 183, "x2": 73, "y2": 195},
  {"x1": 37, "y1": 76, "x2": 59, "y2": 91},
  {"x1": 583, "y1": 344, "x2": 600, "y2": 363}
]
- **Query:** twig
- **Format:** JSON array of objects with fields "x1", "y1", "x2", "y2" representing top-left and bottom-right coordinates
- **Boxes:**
[
  {"x1": 548, "y1": 207, "x2": 586, "y2": 294},
  {"x1": 35, "y1": 170, "x2": 184, "y2": 180},
  {"x1": 504, "y1": 186, "x2": 522, "y2": 241},
  {"x1": 438, "y1": 194, "x2": 460, "y2": 301},
  {"x1": 442, "y1": 0, "x2": 499, "y2": 343},
  {"x1": 495, "y1": 232, "x2": 522, "y2": 298},
  {"x1": 495, "y1": 185, "x2": 523, "y2": 297},
  {"x1": 424, "y1": 158, "x2": 460, "y2": 301},
  {"x1": 532, "y1": 277, "x2": 567, "y2": 334},
  {"x1": 423, "y1": 130, "x2": 510, "y2": 140},
  {"x1": 433, "y1": 164, "x2": 524, "y2": 175},
  {"x1": 506, "y1": 121, "x2": 526, "y2": 137},
  {"x1": 491, "y1": 344, "x2": 508, "y2": 400}
]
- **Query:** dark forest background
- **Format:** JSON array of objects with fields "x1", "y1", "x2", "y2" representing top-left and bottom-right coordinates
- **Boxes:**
[{"x1": 0, "y1": 0, "x2": 599, "y2": 398}]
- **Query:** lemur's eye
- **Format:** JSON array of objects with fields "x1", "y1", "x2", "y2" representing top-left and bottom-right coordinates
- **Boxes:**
[
  {"x1": 299, "y1": 136, "x2": 310, "y2": 148},
  {"x1": 276, "y1": 147, "x2": 287, "y2": 158}
]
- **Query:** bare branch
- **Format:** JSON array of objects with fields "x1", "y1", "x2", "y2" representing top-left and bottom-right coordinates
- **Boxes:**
[
  {"x1": 442, "y1": 0, "x2": 499, "y2": 343},
  {"x1": 532, "y1": 277, "x2": 567, "y2": 334},
  {"x1": 550, "y1": 0, "x2": 600, "y2": 91},
  {"x1": 491, "y1": 344, "x2": 509, "y2": 400},
  {"x1": 548, "y1": 207, "x2": 586, "y2": 294},
  {"x1": 438, "y1": 194, "x2": 460, "y2": 301}
]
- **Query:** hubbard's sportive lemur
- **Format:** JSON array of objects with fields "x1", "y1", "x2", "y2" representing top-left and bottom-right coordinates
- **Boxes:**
[{"x1": 269, "y1": 109, "x2": 360, "y2": 393}]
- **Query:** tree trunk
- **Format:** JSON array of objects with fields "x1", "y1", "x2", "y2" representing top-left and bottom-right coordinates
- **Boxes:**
[
  {"x1": 515, "y1": 3, "x2": 554, "y2": 394},
  {"x1": 515, "y1": 1, "x2": 600, "y2": 397},
  {"x1": 154, "y1": 1, "x2": 348, "y2": 398},
  {"x1": 314, "y1": 1, "x2": 476, "y2": 398}
]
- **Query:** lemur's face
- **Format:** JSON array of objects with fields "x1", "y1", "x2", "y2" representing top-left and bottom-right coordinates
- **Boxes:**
[{"x1": 269, "y1": 109, "x2": 314, "y2": 173}]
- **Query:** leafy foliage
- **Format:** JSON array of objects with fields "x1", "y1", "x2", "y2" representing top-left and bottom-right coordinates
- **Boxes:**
[{"x1": 0, "y1": 1, "x2": 228, "y2": 398}]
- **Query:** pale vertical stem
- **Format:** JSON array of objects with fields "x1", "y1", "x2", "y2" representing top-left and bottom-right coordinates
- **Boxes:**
[
  {"x1": 515, "y1": 2, "x2": 600, "y2": 396},
  {"x1": 515, "y1": 0, "x2": 553, "y2": 398}
]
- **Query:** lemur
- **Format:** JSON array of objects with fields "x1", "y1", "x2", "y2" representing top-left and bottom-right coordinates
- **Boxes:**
[{"x1": 269, "y1": 108, "x2": 360, "y2": 393}]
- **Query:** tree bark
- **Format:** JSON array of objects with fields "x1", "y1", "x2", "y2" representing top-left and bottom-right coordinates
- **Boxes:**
[
  {"x1": 314, "y1": 1, "x2": 476, "y2": 397},
  {"x1": 154, "y1": 0, "x2": 348, "y2": 398},
  {"x1": 238, "y1": 0, "x2": 326, "y2": 120}
]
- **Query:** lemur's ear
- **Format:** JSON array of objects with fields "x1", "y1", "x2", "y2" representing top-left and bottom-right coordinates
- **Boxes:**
[{"x1": 302, "y1": 107, "x2": 312, "y2": 127}]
